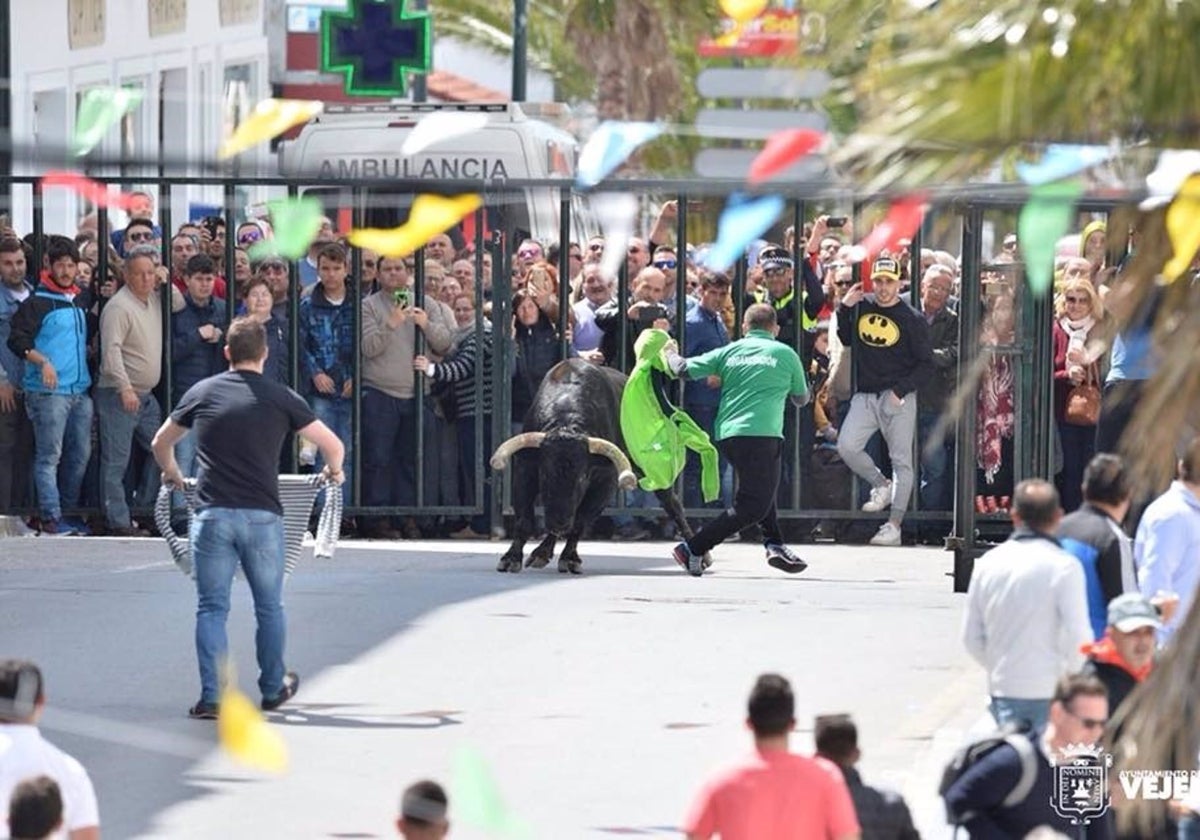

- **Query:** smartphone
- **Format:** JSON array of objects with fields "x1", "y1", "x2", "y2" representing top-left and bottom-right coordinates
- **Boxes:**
[
  {"x1": 201, "y1": 216, "x2": 222, "y2": 239},
  {"x1": 392, "y1": 287, "x2": 411, "y2": 307},
  {"x1": 826, "y1": 216, "x2": 848, "y2": 228},
  {"x1": 638, "y1": 304, "x2": 668, "y2": 324}
]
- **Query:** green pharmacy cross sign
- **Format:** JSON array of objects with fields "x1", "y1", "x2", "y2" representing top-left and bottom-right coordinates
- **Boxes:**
[{"x1": 321, "y1": 0, "x2": 432, "y2": 97}]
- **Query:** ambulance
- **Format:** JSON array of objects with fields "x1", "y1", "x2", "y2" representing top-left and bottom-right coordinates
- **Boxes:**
[{"x1": 278, "y1": 102, "x2": 598, "y2": 249}]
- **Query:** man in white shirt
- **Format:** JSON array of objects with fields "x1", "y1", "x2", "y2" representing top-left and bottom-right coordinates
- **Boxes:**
[
  {"x1": 962, "y1": 480, "x2": 1094, "y2": 732},
  {"x1": 0, "y1": 660, "x2": 99, "y2": 840}
]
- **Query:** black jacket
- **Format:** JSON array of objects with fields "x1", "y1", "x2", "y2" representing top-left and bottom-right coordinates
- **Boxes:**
[
  {"x1": 511, "y1": 315, "x2": 567, "y2": 423},
  {"x1": 1057, "y1": 503, "x2": 1133, "y2": 616},
  {"x1": 171, "y1": 295, "x2": 226, "y2": 401},
  {"x1": 1081, "y1": 657, "x2": 1139, "y2": 715},
  {"x1": 918, "y1": 305, "x2": 959, "y2": 413}
]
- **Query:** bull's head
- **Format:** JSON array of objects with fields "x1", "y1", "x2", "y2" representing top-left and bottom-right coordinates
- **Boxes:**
[{"x1": 490, "y1": 432, "x2": 637, "y2": 537}]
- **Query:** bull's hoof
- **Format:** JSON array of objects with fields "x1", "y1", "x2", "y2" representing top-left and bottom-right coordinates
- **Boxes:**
[
  {"x1": 526, "y1": 547, "x2": 553, "y2": 568},
  {"x1": 701, "y1": 552, "x2": 713, "y2": 570},
  {"x1": 557, "y1": 556, "x2": 583, "y2": 575},
  {"x1": 496, "y1": 556, "x2": 523, "y2": 573}
]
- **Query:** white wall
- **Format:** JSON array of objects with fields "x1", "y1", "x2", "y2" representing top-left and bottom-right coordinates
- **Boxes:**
[{"x1": 11, "y1": 1, "x2": 271, "y2": 236}]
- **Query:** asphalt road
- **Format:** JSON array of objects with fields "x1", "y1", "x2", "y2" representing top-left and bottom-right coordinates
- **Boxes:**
[{"x1": 1, "y1": 534, "x2": 989, "y2": 839}]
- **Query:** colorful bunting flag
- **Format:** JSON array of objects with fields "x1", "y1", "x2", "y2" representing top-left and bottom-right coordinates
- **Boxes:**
[
  {"x1": 247, "y1": 196, "x2": 324, "y2": 261},
  {"x1": 217, "y1": 685, "x2": 288, "y2": 774},
  {"x1": 401, "y1": 111, "x2": 490, "y2": 157},
  {"x1": 1162, "y1": 173, "x2": 1200, "y2": 282},
  {"x1": 747, "y1": 129, "x2": 825, "y2": 184},
  {"x1": 40, "y1": 172, "x2": 139, "y2": 210},
  {"x1": 594, "y1": 192, "x2": 639, "y2": 281},
  {"x1": 576, "y1": 122, "x2": 663, "y2": 189},
  {"x1": 852, "y1": 193, "x2": 927, "y2": 263},
  {"x1": 347, "y1": 194, "x2": 482, "y2": 258},
  {"x1": 703, "y1": 193, "x2": 785, "y2": 271},
  {"x1": 73, "y1": 87, "x2": 144, "y2": 157},
  {"x1": 219, "y1": 99, "x2": 323, "y2": 161},
  {"x1": 1018, "y1": 179, "x2": 1084, "y2": 294},
  {"x1": 1015, "y1": 144, "x2": 1110, "y2": 186}
]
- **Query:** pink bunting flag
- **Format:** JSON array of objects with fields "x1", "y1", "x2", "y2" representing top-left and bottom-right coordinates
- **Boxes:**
[
  {"x1": 850, "y1": 194, "x2": 928, "y2": 263},
  {"x1": 40, "y1": 172, "x2": 139, "y2": 211},
  {"x1": 747, "y1": 129, "x2": 825, "y2": 184}
]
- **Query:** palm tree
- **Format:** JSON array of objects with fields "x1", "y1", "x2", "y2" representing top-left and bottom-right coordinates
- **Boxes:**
[
  {"x1": 431, "y1": 0, "x2": 718, "y2": 172},
  {"x1": 807, "y1": 2, "x2": 1200, "y2": 832}
]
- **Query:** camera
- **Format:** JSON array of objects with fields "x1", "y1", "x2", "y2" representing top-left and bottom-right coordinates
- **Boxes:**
[
  {"x1": 201, "y1": 215, "x2": 223, "y2": 239},
  {"x1": 392, "y1": 287, "x2": 411, "y2": 307},
  {"x1": 637, "y1": 303, "x2": 668, "y2": 325},
  {"x1": 826, "y1": 216, "x2": 848, "y2": 229}
]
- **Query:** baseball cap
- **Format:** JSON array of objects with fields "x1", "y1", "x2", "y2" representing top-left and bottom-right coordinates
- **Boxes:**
[
  {"x1": 758, "y1": 245, "x2": 794, "y2": 272},
  {"x1": 870, "y1": 257, "x2": 902, "y2": 282},
  {"x1": 1107, "y1": 593, "x2": 1161, "y2": 632}
]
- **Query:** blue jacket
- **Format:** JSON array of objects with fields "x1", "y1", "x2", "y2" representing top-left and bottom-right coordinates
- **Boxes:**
[
  {"x1": 0, "y1": 280, "x2": 33, "y2": 389},
  {"x1": 6, "y1": 284, "x2": 95, "y2": 395},
  {"x1": 682, "y1": 303, "x2": 729, "y2": 408},
  {"x1": 297, "y1": 284, "x2": 355, "y2": 398},
  {"x1": 171, "y1": 295, "x2": 226, "y2": 401}
]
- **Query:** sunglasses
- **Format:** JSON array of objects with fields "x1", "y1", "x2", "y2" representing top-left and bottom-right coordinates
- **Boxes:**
[
  {"x1": 517, "y1": 248, "x2": 542, "y2": 259},
  {"x1": 588, "y1": 242, "x2": 604, "y2": 252},
  {"x1": 763, "y1": 267, "x2": 789, "y2": 277},
  {"x1": 238, "y1": 230, "x2": 263, "y2": 245},
  {"x1": 834, "y1": 280, "x2": 855, "y2": 288},
  {"x1": 1064, "y1": 296, "x2": 1088, "y2": 304},
  {"x1": 127, "y1": 231, "x2": 154, "y2": 242},
  {"x1": 653, "y1": 259, "x2": 677, "y2": 270},
  {"x1": 1064, "y1": 706, "x2": 1107, "y2": 730}
]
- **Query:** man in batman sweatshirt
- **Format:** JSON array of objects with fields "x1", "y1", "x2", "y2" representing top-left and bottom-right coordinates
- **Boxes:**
[{"x1": 836, "y1": 257, "x2": 934, "y2": 547}]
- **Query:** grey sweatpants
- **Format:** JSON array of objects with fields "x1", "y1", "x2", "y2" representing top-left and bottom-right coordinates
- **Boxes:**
[{"x1": 837, "y1": 390, "x2": 917, "y2": 521}]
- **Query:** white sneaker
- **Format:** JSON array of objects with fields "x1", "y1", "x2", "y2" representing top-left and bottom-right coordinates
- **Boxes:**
[
  {"x1": 869, "y1": 521, "x2": 902, "y2": 546},
  {"x1": 861, "y1": 482, "x2": 893, "y2": 512}
]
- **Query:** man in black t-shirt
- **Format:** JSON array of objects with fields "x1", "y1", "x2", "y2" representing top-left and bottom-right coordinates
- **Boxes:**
[{"x1": 151, "y1": 317, "x2": 345, "y2": 720}]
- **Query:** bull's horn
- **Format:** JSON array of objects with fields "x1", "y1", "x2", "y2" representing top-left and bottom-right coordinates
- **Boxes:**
[
  {"x1": 586, "y1": 437, "x2": 638, "y2": 491},
  {"x1": 489, "y1": 432, "x2": 546, "y2": 470}
]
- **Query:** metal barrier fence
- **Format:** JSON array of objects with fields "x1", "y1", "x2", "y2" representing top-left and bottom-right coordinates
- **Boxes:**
[{"x1": 3, "y1": 174, "x2": 1126, "y2": 588}]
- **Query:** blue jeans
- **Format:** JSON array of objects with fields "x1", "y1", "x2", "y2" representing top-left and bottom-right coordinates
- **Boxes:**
[
  {"x1": 918, "y1": 409, "x2": 952, "y2": 511},
  {"x1": 360, "y1": 388, "x2": 415, "y2": 510},
  {"x1": 192, "y1": 507, "x2": 287, "y2": 705},
  {"x1": 25, "y1": 391, "x2": 93, "y2": 521},
  {"x1": 989, "y1": 696, "x2": 1050, "y2": 731},
  {"x1": 172, "y1": 433, "x2": 199, "y2": 518},
  {"x1": 309, "y1": 396, "x2": 353, "y2": 506},
  {"x1": 96, "y1": 387, "x2": 162, "y2": 528}
]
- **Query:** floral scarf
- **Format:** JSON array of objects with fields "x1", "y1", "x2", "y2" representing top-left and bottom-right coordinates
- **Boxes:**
[{"x1": 976, "y1": 350, "x2": 1015, "y2": 483}]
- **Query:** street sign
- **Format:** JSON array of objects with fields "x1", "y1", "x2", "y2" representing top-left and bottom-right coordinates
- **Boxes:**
[
  {"x1": 693, "y1": 148, "x2": 832, "y2": 183},
  {"x1": 697, "y1": 68, "x2": 832, "y2": 100},
  {"x1": 695, "y1": 108, "x2": 830, "y2": 140}
]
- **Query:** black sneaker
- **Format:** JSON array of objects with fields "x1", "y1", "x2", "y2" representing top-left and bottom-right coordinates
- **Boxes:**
[
  {"x1": 672, "y1": 542, "x2": 705, "y2": 578},
  {"x1": 765, "y1": 542, "x2": 808, "y2": 574},
  {"x1": 261, "y1": 671, "x2": 300, "y2": 711},
  {"x1": 188, "y1": 700, "x2": 219, "y2": 720}
]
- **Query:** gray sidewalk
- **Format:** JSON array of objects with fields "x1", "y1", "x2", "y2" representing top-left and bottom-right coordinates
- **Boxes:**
[{"x1": 2, "y1": 535, "x2": 987, "y2": 838}]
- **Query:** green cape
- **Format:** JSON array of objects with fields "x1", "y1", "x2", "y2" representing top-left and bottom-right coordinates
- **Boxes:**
[{"x1": 619, "y1": 328, "x2": 720, "y2": 501}]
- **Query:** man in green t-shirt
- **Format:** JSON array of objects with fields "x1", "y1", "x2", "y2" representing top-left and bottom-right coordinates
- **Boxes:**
[{"x1": 662, "y1": 303, "x2": 811, "y2": 577}]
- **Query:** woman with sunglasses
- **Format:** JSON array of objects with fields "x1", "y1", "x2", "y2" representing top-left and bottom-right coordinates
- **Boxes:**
[{"x1": 1053, "y1": 279, "x2": 1106, "y2": 512}]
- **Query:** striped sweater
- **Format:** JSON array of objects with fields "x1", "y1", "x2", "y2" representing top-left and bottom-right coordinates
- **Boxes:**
[{"x1": 430, "y1": 325, "x2": 494, "y2": 418}]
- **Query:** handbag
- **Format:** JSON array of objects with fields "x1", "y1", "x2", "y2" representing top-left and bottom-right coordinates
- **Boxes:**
[{"x1": 1064, "y1": 363, "x2": 1101, "y2": 427}]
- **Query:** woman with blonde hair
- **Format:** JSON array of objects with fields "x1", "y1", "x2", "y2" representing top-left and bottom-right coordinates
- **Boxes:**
[{"x1": 1053, "y1": 278, "x2": 1105, "y2": 511}]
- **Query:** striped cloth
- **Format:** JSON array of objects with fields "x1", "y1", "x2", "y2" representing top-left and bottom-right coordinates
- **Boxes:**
[{"x1": 154, "y1": 475, "x2": 342, "y2": 578}]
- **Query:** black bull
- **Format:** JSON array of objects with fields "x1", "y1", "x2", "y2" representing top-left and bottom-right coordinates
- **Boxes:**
[{"x1": 489, "y1": 359, "x2": 709, "y2": 574}]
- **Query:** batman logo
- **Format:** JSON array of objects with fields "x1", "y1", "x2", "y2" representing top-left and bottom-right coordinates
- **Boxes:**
[{"x1": 857, "y1": 313, "x2": 900, "y2": 347}]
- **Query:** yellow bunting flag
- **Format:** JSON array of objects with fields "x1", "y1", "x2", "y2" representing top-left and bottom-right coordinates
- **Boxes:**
[
  {"x1": 218, "y1": 99, "x2": 323, "y2": 160},
  {"x1": 1163, "y1": 173, "x2": 1200, "y2": 282},
  {"x1": 217, "y1": 685, "x2": 288, "y2": 773},
  {"x1": 719, "y1": 0, "x2": 768, "y2": 24},
  {"x1": 347, "y1": 194, "x2": 482, "y2": 258}
]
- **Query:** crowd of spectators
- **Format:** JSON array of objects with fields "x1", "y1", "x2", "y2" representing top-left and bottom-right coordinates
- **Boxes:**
[{"x1": 0, "y1": 190, "x2": 1192, "y2": 545}]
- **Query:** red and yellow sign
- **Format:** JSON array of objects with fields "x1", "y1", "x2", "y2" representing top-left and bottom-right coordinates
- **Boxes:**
[{"x1": 698, "y1": 7, "x2": 802, "y2": 58}]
